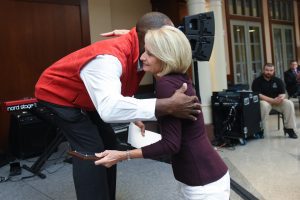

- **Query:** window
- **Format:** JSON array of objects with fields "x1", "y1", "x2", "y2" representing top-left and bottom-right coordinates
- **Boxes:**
[
  {"x1": 269, "y1": 0, "x2": 293, "y2": 21},
  {"x1": 269, "y1": 0, "x2": 295, "y2": 78},
  {"x1": 229, "y1": 0, "x2": 261, "y2": 17},
  {"x1": 227, "y1": 0, "x2": 264, "y2": 85},
  {"x1": 231, "y1": 21, "x2": 264, "y2": 84},
  {"x1": 272, "y1": 25, "x2": 295, "y2": 78}
]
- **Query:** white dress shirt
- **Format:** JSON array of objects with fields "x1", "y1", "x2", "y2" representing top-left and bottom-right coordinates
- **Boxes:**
[{"x1": 80, "y1": 55, "x2": 157, "y2": 123}]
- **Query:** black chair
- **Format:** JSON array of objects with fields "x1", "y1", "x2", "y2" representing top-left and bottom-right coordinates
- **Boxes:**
[
  {"x1": 287, "y1": 94, "x2": 300, "y2": 109},
  {"x1": 269, "y1": 109, "x2": 284, "y2": 130}
]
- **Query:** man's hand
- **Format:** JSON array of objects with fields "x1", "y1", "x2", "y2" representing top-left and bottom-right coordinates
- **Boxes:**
[
  {"x1": 155, "y1": 83, "x2": 201, "y2": 121},
  {"x1": 100, "y1": 29, "x2": 130, "y2": 37},
  {"x1": 272, "y1": 95, "x2": 284, "y2": 105},
  {"x1": 259, "y1": 93, "x2": 284, "y2": 105},
  {"x1": 170, "y1": 83, "x2": 201, "y2": 120},
  {"x1": 134, "y1": 121, "x2": 145, "y2": 136},
  {"x1": 272, "y1": 98, "x2": 281, "y2": 105}
]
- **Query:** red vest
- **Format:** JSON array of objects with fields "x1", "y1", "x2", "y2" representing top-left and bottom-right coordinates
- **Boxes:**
[{"x1": 35, "y1": 28, "x2": 144, "y2": 110}]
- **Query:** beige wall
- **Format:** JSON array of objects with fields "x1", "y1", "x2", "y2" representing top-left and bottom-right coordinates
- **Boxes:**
[
  {"x1": 88, "y1": 0, "x2": 151, "y2": 43},
  {"x1": 88, "y1": 0, "x2": 112, "y2": 43},
  {"x1": 88, "y1": 0, "x2": 153, "y2": 85}
]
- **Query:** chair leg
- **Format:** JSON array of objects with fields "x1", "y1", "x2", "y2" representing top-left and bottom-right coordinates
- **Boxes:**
[{"x1": 277, "y1": 113, "x2": 280, "y2": 130}]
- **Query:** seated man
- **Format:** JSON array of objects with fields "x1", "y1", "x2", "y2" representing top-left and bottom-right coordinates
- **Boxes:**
[
  {"x1": 284, "y1": 60, "x2": 300, "y2": 98},
  {"x1": 252, "y1": 63, "x2": 298, "y2": 139}
]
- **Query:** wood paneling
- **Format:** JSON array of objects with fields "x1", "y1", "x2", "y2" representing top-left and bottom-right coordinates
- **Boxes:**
[{"x1": 0, "y1": 0, "x2": 90, "y2": 153}]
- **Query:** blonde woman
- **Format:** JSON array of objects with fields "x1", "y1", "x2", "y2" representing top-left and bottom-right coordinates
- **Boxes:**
[{"x1": 95, "y1": 26, "x2": 230, "y2": 200}]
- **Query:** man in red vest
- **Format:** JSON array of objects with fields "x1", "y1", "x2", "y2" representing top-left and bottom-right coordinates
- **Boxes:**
[{"x1": 35, "y1": 12, "x2": 201, "y2": 200}]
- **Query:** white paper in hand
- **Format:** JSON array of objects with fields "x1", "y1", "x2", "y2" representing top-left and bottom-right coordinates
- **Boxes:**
[{"x1": 127, "y1": 122, "x2": 162, "y2": 148}]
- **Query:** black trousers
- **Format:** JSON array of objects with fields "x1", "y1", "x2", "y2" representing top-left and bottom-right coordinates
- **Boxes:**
[{"x1": 38, "y1": 101, "x2": 117, "y2": 200}]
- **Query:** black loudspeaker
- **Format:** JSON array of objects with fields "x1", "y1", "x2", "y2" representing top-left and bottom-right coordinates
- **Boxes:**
[
  {"x1": 183, "y1": 11, "x2": 215, "y2": 36},
  {"x1": 9, "y1": 110, "x2": 57, "y2": 159},
  {"x1": 186, "y1": 35, "x2": 214, "y2": 61},
  {"x1": 180, "y1": 11, "x2": 215, "y2": 61},
  {"x1": 212, "y1": 91, "x2": 263, "y2": 144}
]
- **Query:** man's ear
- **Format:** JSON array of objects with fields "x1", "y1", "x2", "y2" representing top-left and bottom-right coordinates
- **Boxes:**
[{"x1": 137, "y1": 32, "x2": 146, "y2": 54}]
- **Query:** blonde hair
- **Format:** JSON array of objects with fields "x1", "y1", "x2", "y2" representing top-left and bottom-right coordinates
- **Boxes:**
[{"x1": 144, "y1": 25, "x2": 192, "y2": 76}]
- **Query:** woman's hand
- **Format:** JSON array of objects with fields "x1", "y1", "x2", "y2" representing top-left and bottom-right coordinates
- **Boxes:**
[{"x1": 95, "y1": 150, "x2": 125, "y2": 168}]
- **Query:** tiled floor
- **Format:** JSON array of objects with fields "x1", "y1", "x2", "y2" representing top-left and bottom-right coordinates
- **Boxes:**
[{"x1": 1, "y1": 103, "x2": 300, "y2": 200}]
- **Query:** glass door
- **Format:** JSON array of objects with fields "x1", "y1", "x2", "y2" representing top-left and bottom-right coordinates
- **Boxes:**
[
  {"x1": 272, "y1": 25, "x2": 295, "y2": 78},
  {"x1": 231, "y1": 21, "x2": 264, "y2": 85}
]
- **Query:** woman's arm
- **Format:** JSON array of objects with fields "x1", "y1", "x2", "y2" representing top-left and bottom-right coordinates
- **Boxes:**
[
  {"x1": 95, "y1": 77, "x2": 185, "y2": 167},
  {"x1": 95, "y1": 149, "x2": 143, "y2": 168}
]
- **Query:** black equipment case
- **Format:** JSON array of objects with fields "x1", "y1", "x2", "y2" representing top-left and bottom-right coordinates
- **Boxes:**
[{"x1": 212, "y1": 91, "x2": 263, "y2": 145}]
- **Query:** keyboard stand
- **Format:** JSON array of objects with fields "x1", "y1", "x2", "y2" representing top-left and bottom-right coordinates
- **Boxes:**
[{"x1": 22, "y1": 129, "x2": 65, "y2": 179}]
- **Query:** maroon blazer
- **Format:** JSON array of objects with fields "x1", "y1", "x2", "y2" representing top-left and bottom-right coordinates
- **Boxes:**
[{"x1": 142, "y1": 73, "x2": 228, "y2": 186}]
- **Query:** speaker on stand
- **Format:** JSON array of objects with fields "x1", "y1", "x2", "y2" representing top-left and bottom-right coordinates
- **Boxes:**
[
  {"x1": 178, "y1": 11, "x2": 215, "y2": 99},
  {"x1": 9, "y1": 110, "x2": 57, "y2": 159}
]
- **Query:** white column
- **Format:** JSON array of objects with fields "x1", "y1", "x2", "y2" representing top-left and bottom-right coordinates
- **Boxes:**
[
  {"x1": 295, "y1": 1, "x2": 300, "y2": 62},
  {"x1": 187, "y1": 0, "x2": 206, "y2": 13},
  {"x1": 187, "y1": 0, "x2": 213, "y2": 124},
  {"x1": 208, "y1": 0, "x2": 228, "y2": 91},
  {"x1": 262, "y1": 0, "x2": 272, "y2": 62}
]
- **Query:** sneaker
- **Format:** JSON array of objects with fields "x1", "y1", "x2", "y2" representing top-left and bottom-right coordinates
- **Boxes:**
[{"x1": 283, "y1": 128, "x2": 298, "y2": 139}]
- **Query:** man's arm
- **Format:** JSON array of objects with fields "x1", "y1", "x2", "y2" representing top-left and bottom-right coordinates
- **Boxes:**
[
  {"x1": 80, "y1": 55, "x2": 200, "y2": 123},
  {"x1": 259, "y1": 93, "x2": 285, "y2": 105},
  {"x1": 100, "y1": 29, "x2": 130, "y2": 37},
  {"x1": 259, "y1": 94, "x2": 275, "y2": 104},
  {"x1": 155, "y1": 83, "x2": 200, "y2": 121},
  {"x1": 276, "y1": 78, "x2": 286, "y2": 102},
  {"x1": 80, "y1": 55, "x2": 156, "y2": 123}
]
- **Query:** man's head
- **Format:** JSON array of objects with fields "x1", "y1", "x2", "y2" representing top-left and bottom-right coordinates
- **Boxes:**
[
  {"x1": 262, "y1": 63, "x2": 275, "y2": 80},
  {"x1": 136, "y1": 12, "x2": 174, "y2": 54},
  {"x1": 290, "y1": 60, "x2": 298, "y2": 70}
]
